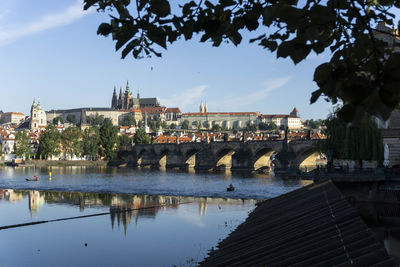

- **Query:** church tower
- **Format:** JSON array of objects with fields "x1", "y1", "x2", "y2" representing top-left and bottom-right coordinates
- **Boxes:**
[
  {"x1": 123, "y1": 80, "x2": 133, "y2": 110},
  {"x1": 118, "y1": 87, "x2": 124, "y2": 109},
  {"x1": 30, "y1": 99, "x2": 47, "y2": 131},
  {"x1": 111, "y1": 86, "x2": 118, "y2": 109},
  {"x1": 200, "y1": 102, "x2": 204, "y2": 113},
  {"x1": 204, "y1": 103, "x2": 208, "y2": 113}
]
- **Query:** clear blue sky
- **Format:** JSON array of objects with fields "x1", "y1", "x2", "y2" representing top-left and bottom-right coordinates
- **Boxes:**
[{"x1": 2, "y1": 1, "x2": 395, "y2": 120}]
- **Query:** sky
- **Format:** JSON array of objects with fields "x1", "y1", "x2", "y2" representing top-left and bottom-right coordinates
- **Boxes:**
[{"x1": 1, "y1": 1, "x2": 395, "y2": 120}]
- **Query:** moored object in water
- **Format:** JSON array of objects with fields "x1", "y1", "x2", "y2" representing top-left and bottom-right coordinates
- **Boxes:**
[{"x1": 227, "y1": 184, "x2": 235, "y2": 192}]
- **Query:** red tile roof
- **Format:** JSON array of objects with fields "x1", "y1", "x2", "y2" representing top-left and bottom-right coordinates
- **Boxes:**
[
  {"x1": 2, "y1": 112, "x2": 25, "y2": 116},
  {"x1": 183, "y1": 112, "x2": 260, "y2": 116},
  {"x1": 165, "y1": 108, "x2": 181, "y2": 113}
]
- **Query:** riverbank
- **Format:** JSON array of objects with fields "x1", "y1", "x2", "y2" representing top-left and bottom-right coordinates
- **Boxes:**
[{"x1": 20, "y1": 160, "x2": 109, "y2": 167}]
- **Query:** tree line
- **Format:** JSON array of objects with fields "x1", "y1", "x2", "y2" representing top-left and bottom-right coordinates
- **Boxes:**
[
  {"x1": 179, "y1": 120, "x2": 287, "y2": 132},
  {"x1": 13, "y1": 118, "x2": 150, "y2": 160}
]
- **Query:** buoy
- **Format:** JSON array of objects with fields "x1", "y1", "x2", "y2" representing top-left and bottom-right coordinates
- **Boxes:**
[{"x1": 49, "y1": 172, "x2": 52, "y2": 181}]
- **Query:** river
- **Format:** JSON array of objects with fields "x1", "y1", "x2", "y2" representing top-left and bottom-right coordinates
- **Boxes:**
[{"x1": 0, "y1": 166, "x2": 311, "y2": 267}]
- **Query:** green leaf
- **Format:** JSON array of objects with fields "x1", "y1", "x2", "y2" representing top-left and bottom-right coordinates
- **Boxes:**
[
  {"x1": 219, "y1": 0, "x2": 236, "y2": 8},
  {"x1": 314, "y1": 63, "x2": 331, "y2": 86},
  {"x1": 121, "y1": 39, "x2": 140, "y2": 58},
  {"x1": 115, "y1": 24, "x2": 138, "y2": 50},
  {"x1": 289, "y1": 44, "x2": 311, "y2": 64},
  {"x1": 229, "y1": 32, "x2": 242, "y2": 45},
  {"x1": 97, "y1": 23, "x2": 112, "y2": 36},
  {"x1": 182, "y1": 1, "x2": 196, "y2": 16},
  {"x1": 309, "y1": 5, "x2": 335, "y2": 24},
  {"x1": 277, "y1": 41, "x2": 293, "y2": 58},
  {"x1": 146, "y1": 26, "x2": 167, "y2": 48},
  {"x1": 259, "y1": 38, "x2": 277, "y2": 51},
  {"x1": 149, "y1": 0, "x2": 171, "y2": 17},
  {"x1": 310, "y1": 89, "x2": 323, "y2": 104}
]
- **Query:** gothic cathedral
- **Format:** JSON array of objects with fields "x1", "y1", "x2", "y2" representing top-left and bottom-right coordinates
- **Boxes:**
[{"x1": 111, "y1": 81, "x2": 140, "y2": 110}]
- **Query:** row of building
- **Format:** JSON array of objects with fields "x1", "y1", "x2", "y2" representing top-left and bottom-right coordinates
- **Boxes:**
[{"x1": 1, "y1": 81, "x2": 305, "y2": 132}]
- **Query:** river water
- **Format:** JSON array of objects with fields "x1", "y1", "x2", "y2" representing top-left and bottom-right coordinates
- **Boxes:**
[{"x1": 0, "y1": 166, "x2": 311, "y2": 267}]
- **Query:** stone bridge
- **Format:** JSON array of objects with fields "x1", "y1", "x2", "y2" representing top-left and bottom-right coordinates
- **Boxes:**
[{"x1": 118, "y1": 140, "x2": 321, "y2": 172}]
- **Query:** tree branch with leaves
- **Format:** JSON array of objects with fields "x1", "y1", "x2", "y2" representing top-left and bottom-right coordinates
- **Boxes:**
[{"x1": 84, "y1": 0, "x2": 400, "y2": 121}]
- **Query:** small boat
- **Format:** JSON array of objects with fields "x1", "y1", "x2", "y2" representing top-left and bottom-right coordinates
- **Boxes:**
[
  {"x1": 227, "y1": 184, "x2": 235, "y2": 192},
  {"x1": 26, "y1": 176, "x2": 39, "y2": 181}
]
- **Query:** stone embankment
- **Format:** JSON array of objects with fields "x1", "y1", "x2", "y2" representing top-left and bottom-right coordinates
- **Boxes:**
[{"x1": 21, "y1": 160, "x2": 108, "y2": 167}]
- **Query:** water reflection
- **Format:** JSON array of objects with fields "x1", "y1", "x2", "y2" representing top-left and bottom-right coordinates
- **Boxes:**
[
  {"x1": 0, "y1": 188, "x2": 257, "y2": 266},
  {"x1": 0, "y1": 189, "x2": 256, "y2": 234},
  {"x1": 0, "y1": 167, "x2": 311, "y2": 199}
]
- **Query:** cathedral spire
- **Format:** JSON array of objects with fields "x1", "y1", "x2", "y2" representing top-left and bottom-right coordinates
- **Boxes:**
[
  {"x1": 137, "y1": 89, "x2": 140, "y2": 99},
  {"x1": 112, "y1": 86, "x2": 118, "y2": 109},
  {"x1": 204, "y1": 103, "x2": 208, "y2": 113},
  {"x1": 200, "y1": 102, "x2": 204, "y2": 113},
  {"x1": 126, "y1": 80, "x2": 130, "y2": 93}
]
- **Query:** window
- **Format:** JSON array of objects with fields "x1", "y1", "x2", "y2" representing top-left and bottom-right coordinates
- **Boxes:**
[{"x1": 34, "y1": 114, "x2": 36, "y2": 118}]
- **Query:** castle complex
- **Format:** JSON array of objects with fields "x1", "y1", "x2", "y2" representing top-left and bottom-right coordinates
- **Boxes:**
[
  {"x1": 111, "y1": 81, "x2": 159, "y2": 110},
  {"x1": 181, "y1": 103, "x2": 303, "y2": 130},
  {"x1": 45, "y1": 81, "x2": 179, "y2": 128}
]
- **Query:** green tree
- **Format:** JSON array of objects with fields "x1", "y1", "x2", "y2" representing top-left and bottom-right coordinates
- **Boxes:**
[
  {"x1": 306, "y1": 119, "x2": 325, "y2": 129},
  {"x1": 61, "y1": 126, "x2": 83, "y2": 159},
  {"x1": 133, "y1": 128, "x2": 151, "y2": 144},
  {"x1": 82, "y1": 126, "x2": 100, "y2": 160},
  {"x1": 14, "y1": 131, "x2": 31, "y2": 158},
  {"x1": 169, "y1": 123, "x2": 176, "y2": 129},
  {"x1": 211, "y1": 124, "x2": 222, "y2": 132},
  {"x1": 53, "y1": 116, "x2": 64, "y2": 125},
  {"x1": 38, "y1": 124, "x2": 61, "y2": 159},
  {"x1": 121, "y1": 114, "x2": 136, "y2": 126},
  {"x1": 267, "y1": 122, "x2": 278, "y2": 130},
  {"x1": 99, "y1": 118, "x2": 119, "y2": 160},
  {"x1": 181, "y1": 120, "x2": 189, "y2": 130},
  {"x1": 324, "y1": 111, "x2": 383, "y2": 162},
  {"x1": 66, "y1": 114, "x2": 76, "y2": 124},
  {"x1": 150, "y1": 120, "x2": 158, "y2": 131},
  {"x1": 119, "y1": 134, "x2": 132, "y2": 147},
  {"x1": 259, "y1": 122, "x2": 278, "y2": 131},
  {"x1": 279, "y1": 125, "x2": 285, "y2": 131},
  {"x1": 85, "y1": 0, "x2": 400, "y2": 122},
  {"x1": 245, "y1": 122, "x2": 256, "y2": 132},
  {"x1": 87, "y1": 113, "x2": 105, "y2": 126}
]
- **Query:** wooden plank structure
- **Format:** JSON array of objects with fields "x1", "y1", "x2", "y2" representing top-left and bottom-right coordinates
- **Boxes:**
[{"x1": 199, "y1": 180, "x2": 395, "y2": 266}]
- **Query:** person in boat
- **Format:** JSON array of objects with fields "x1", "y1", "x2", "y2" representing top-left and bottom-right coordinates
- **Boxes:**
[{"x1": 227, "y1": 183, "x2": 235, "y2": 191}]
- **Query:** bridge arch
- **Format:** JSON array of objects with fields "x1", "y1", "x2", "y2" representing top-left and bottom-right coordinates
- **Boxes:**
[
  {"x1": 251, "y1": 147, "x2": 276, "y2": 171},
  {"x1": 135, "y1": 148, "x2": 148, "y2": 166},
  {"x1": 184, "y1": 148, "x2": 200, "y2": 168},
  {"x1": 157, "y1": 148, "x2": 172, "y2": 168},
  {"x1": 293, "y1": 147, "x2": 326, "y2": 171},
  {"x1": 215, "y1": 148, "x2": 236, "y2": 170}
]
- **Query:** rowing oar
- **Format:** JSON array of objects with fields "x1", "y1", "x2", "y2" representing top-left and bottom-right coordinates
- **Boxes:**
[{"x1": 0, "y1": 201, "x2": 192, "y2": 231}]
